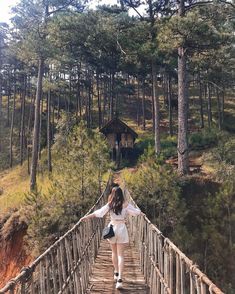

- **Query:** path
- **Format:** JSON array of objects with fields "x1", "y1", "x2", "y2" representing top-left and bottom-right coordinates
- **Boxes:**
[{"x1": 87, "y1": 235, "x2": 148, "y2": 293}]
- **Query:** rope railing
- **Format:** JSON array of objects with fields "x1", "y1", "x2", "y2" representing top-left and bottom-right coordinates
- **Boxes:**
[
  {"x1": 0, "y1": 174, "x2": 112, "y2": 294},
  {"x1": 124, "y1": 188, "x2": 224, "y2": 294}
]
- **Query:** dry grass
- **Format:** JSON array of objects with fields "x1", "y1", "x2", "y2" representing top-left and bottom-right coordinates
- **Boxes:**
[{"x1": 0, "y1": 161, "x2": 52, "y2": 214}]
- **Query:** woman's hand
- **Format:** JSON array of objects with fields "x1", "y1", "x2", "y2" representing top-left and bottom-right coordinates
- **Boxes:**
[
  {"x1": 80, "y1": 216, "x2": 88, "y2": 222},
  {"x1": 80, "y1": 213, "x2": 95, "y2": 222}
]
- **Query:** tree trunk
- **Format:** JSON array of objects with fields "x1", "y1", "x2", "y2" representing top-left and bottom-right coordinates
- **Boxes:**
[
  {"x1": 38, "y1": 95, "x2": 43, "y2": 160},
  {"x1": 163, "y1": 74, "x2": 167, "y2": 108},
  {"x1": 76, "y1": 82, "x2": 80, "y2": 122},
  {"x1": 151, "y1": 83, "x2": 155, "y2": 134},
  {"x1": 47, "y1": 89, "x2": 52, "y2": 172},
  {"x1": 88, "y1": 78, "x2": 92, "y2": 127},
  {"x1": 177, "y1": 0, "x2": 189, "y2": 175},
  {"x1": 52, "y1": 101, "x2": 55, "y2": 141},
  {"x1": 7, "y1": 78, "x2": 11, "y2": 127},
  {"x1": 178, "y1": 47, "x2": 189, "y2": 175},
  {"x1": 137, "y1": 77, "x2": 140, "y2": 126},
  {"x1": 207, "y1": 83, "x2": 212, "y2": 128},
  {"x1": 142, "y1": 80, "x2": 146, "y2": 130},
  {"x1": 10, "y1": 76, "x2": 16, "y2": 168},
  {"x1": 152, "y1": 61, "x2": 160, "y2": 155},
  {"x1": 103, "y1": 78, "x2": 107, "y2": 124},
  {"x1": 57, "y1": 95, "x2": 60, "y2": 120},
  {"x1": 110, "y1": 71, "x2": 115, "y2": 119},
  {"x1": 216, "y1": 88, "x2": 222, "y2": 130},
  {"x1": 68, "y1": 70, "x2": 71, "y2": 113},
  {"x1": 199, "y1": 79, "x2": 204, "y2": 129},
  {"x1": 20, "y1": 75, "x2": 26, "y2": 165},
  {"x1": 26, "y1": 92, "x2": 34, "y2": 175},
  {"x1": 221, "y1": 88, "x2": 225, "y2": 125},
  {"x1": 168, "y1": 75, "x2": 173, "y2": 136},
  {"x1": 97, "y1": 71, "x2": 102, "y2": 128},
  {"x1": 76, "y1": 64, "x2": 81, "y2": 120},
  {"x1": 90, "y1": 76, "x2": 94, "y2": 126},
  {"x1": 30, "y1": 58, "x2": 44, "y2": 191}
]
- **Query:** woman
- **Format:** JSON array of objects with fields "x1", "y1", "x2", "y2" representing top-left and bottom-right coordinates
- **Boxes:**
[{"x1": 80, "y1": 186, "x2": 144, "y2": 289}]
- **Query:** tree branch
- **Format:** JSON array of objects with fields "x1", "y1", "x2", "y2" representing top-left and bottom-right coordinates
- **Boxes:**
[
  {"x1": 48, "y1": 0, "x2": 84, "y2": 16},
  {"x1": 185, "y1": 0, "x2": 235, "y2": 12},
  {"x1": 122, "y1": 0, "x2": 144, "y2": 20},
  {"x1": 205, "y1": 80, "x2": 224, "y2": 90},
  {"x1": 218, "y1": 0, "x2": 235, "y2": 8},
  {"x1": 185, "y1": 1, "x2": 213, "y2": 12},
  {"x1": 116, "y1": 38, "x2": 127, "y2": 55}
]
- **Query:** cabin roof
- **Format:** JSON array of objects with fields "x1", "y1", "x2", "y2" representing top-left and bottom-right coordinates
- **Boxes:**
[{"x1": 100, "y1": 118, "x2": 138, "y2": 139}]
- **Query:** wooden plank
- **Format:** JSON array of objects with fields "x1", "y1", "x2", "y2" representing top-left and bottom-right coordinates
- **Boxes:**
[{"x1": 87, "y1": 238, "x2": 149, "y2": 294}]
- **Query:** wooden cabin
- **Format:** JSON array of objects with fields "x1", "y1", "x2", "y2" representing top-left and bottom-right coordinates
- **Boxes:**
[{"x1": 100, "y1": 118, "x2": 138, "y2": 165}]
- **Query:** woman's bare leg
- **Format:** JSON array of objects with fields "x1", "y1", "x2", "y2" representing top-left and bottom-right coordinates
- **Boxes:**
[
  {"x1": 110, "y1": 243, "x2": 118, "y2": 273},
  {"x1": 117, "y1": 243, "x2": 126, "y2": 279}
]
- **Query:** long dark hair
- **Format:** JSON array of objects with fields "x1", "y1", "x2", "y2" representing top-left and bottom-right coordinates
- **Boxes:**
[{"x1": 109, "y1": 187, "x2": 124, "y2": 215}]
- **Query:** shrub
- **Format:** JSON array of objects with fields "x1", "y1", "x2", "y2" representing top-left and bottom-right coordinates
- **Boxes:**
[
  {"x1": 161, "y1": 136, "x2": 177, "y2": 158},
  {"x1": 213, "y1": 134, "x2": 235, "y2": 165},
  {"x1": 138, "y1": 135, "x2": 177, "y2": 164},
  {"x1": 189, "y1": 128, "x2": 218, "y2": 149},
  {"x1": 123, "y1": 161, "x2": 185, "y2": 237}
]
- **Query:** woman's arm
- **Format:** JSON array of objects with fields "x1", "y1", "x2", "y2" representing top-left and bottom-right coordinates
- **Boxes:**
[
  {"x1": 80, "y1": 203, "x2": 110, "y2": 221},
  {"x1": 80, "y1": 213, "x2": 96, "y2": 221},
  {"x1": 126, "y1": 203, "x2": 145, "y2": 216}
]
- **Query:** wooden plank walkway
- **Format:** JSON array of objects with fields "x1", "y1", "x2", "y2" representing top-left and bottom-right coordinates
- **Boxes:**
[{"x1": 86, "y1": 238, "x2": 149, "y2": 294}]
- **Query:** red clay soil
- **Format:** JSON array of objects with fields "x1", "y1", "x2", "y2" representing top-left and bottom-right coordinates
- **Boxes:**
[{"x1": 0, "y1": 229, "x2": 32, "y2": 288}]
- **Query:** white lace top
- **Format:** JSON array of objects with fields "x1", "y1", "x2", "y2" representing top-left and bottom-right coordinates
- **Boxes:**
[{"x1": 94, "y1": 203, "x2": 141, "y2": 220}]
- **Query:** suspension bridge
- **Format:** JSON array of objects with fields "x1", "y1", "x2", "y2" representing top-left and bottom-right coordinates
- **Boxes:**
[{"x1": 0, "y1": 174, "x2": 224, "y2": 294}]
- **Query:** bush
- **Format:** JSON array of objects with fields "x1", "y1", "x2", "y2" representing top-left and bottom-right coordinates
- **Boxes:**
[
  {"x1": 189, "y1": 128, "x2": 218, "y2": 149},
  {"x1": 123, "y1": 161, "x2": 185, "y2": 237},
  {"x1": 137, "y1": 135, "x2": 177, "y2": 164},
  {"x1": 213, "y1": 134, "x2": 235, "y2": 165},
  {"x1": 161, "y1": 136, "x2": 177, "y2": 158}
]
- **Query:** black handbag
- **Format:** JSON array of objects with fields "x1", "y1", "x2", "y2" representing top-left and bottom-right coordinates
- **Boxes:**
[{"x1": 102, "y1": 224, "x2": 115, "y2": 239}]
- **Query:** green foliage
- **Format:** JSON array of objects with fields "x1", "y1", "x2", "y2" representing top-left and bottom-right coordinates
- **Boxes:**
[
  {"x1": 138, "y1": 143, "x2": 155, "y2": 163},
  {"x1": 123, "y1": 162, "x2": 185, "y2": 237},
  {"x1": 202, "y1": 132, "x2": 235, "y2": 181},
  {"x1": 158, "y1": 7, "x2": 232, "y2": 54},
  {"x1": 24, "y1": 120, "x2": 110, "y2": 253},
  {"x1": 177, "y1": 175, "x2": 235, "y2": 293},
  {"x1": 212, "y1": 134, "x2": 235, "y2": 165},
  {"x1": 137, "y1": 135, "x2": 177, "y2": 164},
  {"x1": 0, "y1": 153, "x2": 9, "y2": 171},
  {"x1": 161, "y1": 136, "x2": 177, "y2": 158},
  {"x1": 189, "y1": 128, "x2": 218, "y2": 149},
  {"x1": 24, "y1": 189, "x2": 52, "y2": 253}
]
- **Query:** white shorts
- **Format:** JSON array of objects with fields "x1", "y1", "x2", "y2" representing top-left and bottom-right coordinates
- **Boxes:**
[{"x1": 107, "y1": 221, "x2": 129, "y2": 244}]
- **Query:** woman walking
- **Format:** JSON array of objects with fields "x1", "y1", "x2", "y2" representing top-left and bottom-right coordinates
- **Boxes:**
[{"x1": 80, "y1": 186, "x2": 144, "y2": 289}]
